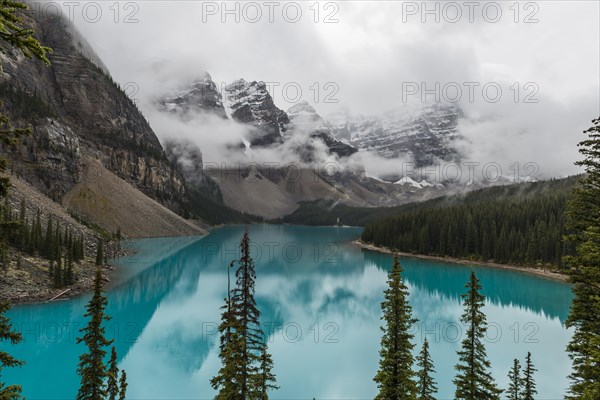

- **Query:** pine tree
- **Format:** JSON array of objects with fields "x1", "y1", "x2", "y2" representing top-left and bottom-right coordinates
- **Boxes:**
[
  {"x1": 33, "y1": 210, "x2": 41, "y2": 254},
  {"x1": 256, "y1": 343, "x2": 278, "y2": 399},
  {"x1": 522, "y1": 352, "x2": 537, "y2": 400},
  {"x1": 0, "y1": 300, "x2": 25, "y2": 399},
  {"x1": 76, "y1": 268, "x2": 113, "y2": 400},
  {"x1": 373, "y1": 255, "x2": 417, "y2": 400},
  {"x1": 64, "y1": 252, "x2": 75, "y2": 286},
  {"x1": 211, "y1": 292, "x2": 243, "y2": 399},
  {"x1": 507, "y1": 358, "x2": 523, "y2": 400},
  {"x1": 116, "y1": 227, "x2": 122, "y2": 253},
  {"x1": 453, "y1": 272, "x2": 502, "y2": 400},
  {"x1": 211, "y1": 231, "x2": 277, "y2": 399},
  {"x1": 95, "y1": 238, "x2": 104, "y2": 266},
  {"x1": 18, "y1": 199, "x2": 25, "y2": 224},
  {"x1": 118, "y1": 371, "x2": 127, "y2": 400},
  {"x1": 107, "y1": 346, "x2": 119, "y2": 400},
  {"x1": 53, "y1": 256, "x2": 63, "y2": 288},
  {"x1": 563, "y1": 117, "x2": 600, "y2": 398},
  {"x1": 44, "y1": 216, "x2": 53, "y2": 258},
  {"x1": 416, "y1": 338, "x2": 437, "y2": 400},
  {"x1": 18, "y1": 214, "x2": 27, "y2": 250}
]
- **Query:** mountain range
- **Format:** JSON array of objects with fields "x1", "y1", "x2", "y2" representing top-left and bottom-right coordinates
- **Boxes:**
[{"x1": 0, "y1": 8, "x2": 478, "y2": 232}]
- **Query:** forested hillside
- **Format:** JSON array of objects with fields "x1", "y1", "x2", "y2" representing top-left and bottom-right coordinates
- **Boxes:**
[{"x1": 360, "y1": 176, "x2": 580, "y2": 267}]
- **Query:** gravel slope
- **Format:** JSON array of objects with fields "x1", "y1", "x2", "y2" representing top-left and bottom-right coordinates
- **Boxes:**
[{"x1": 62, "y1": 160, "x2": 206, "y2": 238}]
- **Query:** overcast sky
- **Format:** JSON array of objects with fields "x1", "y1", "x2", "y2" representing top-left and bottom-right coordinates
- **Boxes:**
[{"x1": 62, "y1": 0, "x2": 599, "y2": 178}]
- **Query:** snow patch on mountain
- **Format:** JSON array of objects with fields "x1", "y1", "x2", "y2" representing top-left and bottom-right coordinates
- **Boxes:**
[{"x1": 327, "y1": 103, "x2": 462, "y2": 167}]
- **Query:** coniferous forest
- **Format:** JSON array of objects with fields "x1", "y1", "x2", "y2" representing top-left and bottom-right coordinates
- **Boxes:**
[
  {"x1": 0, "y1": 0, "x2": 599, "y2": 399},
  {"x1": 361, "y1": 177, "x2": 578, "y2": 267}
]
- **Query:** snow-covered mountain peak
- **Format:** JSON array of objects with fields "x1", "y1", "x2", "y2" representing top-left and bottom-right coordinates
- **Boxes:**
[
  {"x1": 223, "y1": 78, "x2": 288, "y2": 147},
  {"x1": 158, "y1": 72, "x2": 226, "y2": 118},
  {"x1": 327, "y1": 102, "x2": 462, "y2": 167}
]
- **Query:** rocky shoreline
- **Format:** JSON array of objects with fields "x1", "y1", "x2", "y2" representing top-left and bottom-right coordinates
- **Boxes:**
[
  {"x1": 354, "y1": 240, "x2": 569, "y2": 282},
  {"x1": 1, "y1": 243, "x2": 135, "y2": 305}
]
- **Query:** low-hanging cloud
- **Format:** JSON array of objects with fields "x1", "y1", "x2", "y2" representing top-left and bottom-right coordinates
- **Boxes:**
[{"x1": 62, "y1": 0, "x2": 599, "y2": 179}]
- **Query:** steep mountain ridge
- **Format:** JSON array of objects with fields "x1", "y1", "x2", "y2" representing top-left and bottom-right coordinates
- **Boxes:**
[
  {"x1": 159, "y1": 72, "x2": 227, "y2": 119},
  {"x1": 223, "y1": 79, "x2": 289, "y2": 147},
  {"x1": 157, "y1": 76, "x2": 359, "y2": 160},
  {"x1": 0, "y1": 10, "x2": 186, "y2": 213},
  {"x1": 285, "y1": 101, "x2": 357, "y2": 159},
  {"x1": 327, "y1": 103, "x2": 462, "y2": 167}
]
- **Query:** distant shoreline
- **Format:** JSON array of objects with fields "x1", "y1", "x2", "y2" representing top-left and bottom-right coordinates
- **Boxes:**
[{"x1": 353, "y1": 240, "x2": 569, "y2": 282}]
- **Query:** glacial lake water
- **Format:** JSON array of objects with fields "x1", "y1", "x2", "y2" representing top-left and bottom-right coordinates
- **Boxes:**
[{"x1": 5, "y1": 224, "x2": 573, "y2": 399}]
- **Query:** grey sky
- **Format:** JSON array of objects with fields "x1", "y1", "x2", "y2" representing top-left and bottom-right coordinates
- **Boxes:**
[{"x1": 61, "y1": 0, "x2": 599, "y2": 178}]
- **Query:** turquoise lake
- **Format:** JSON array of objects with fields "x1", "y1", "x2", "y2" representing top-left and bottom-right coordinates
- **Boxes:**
[{"x1": 4, "y1": 224, "x2": 573, "y2": 399}]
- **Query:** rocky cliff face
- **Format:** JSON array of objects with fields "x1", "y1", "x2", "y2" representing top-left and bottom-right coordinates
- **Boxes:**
[
  {"x1": 159, "y1": 72, "x2": 227, "y2": 120},
  {"x1": 286, "y1": 101, "x2": 357, "y2": 159},
  {"x1": 158, "y1": 76, "x2": 358, "y2": 160},
  {"x1": 224, "y1": 79, "x2": 289, "y2": 147},
  {"x1": 0, "y1": 10, "x2": 184, "y2": 209},
  {"x1": 327, "y1": 103, "x2": 462, "y2": 167}
]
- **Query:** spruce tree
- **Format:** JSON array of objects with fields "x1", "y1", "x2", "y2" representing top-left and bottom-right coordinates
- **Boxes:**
[
  {"x1": 453, "y1": 272, "x2": 502, "y2": 400},
  {"x1": 107, "y1": 346, "x2": 119, "y2": 400},
  {"x1": 44, "y1": 217, "x2": 53, "y2": 258},
  {"x1": 53, "y1": 256, "x2": 63, "y2": 288},
  {"x1": 563, "y1": 117, "x2": 600, "y2": 398},
  {"x1": 33, "y1": 210, "x2": 41, "y2": 254},
  {"x1": 76, "y1": 268, "x2": 113, "y2": 400},
  {"x1": 256, "y1": 343, "x2": 278, "y2": 399},
  {"x1": 116, "y1": 227, "x2": 122, "y2": 253},
  {"x1": 64, "y1": 252, "x2": 75, "y2": 286},
  {"x1": 80, "y1": 236, "x2": 85, "y2": 260},
  {"x1": 416, "y1": 338, "x2": 437, "y2": 400},
  {"x1": 18, "y1": 199, "x2": 25, "y2": 224},
  {"x1": 507, "y1": 358, "x2": 523, "y2": 400},
  {"x1": 373, "y1": 255, "x2": 417, "y2": 400},
  {"x1": 522, "y1": 352, "x2": 537, "y2": 400},
  {"x1": 211, "y1": 292, "x2": 243, "y2": 399},
  {"x1": 118, "y1": 371, "x2": 127, "y2": 400},
  {"x1": 95, "y1": 238, "x2": 104, "y2": 266},
  {"x1": 211, "y1": 231, "x2": 277, "y2": 399},
  {"x1": 0, "y1": 300, "x2": 25, "y2": 399}
]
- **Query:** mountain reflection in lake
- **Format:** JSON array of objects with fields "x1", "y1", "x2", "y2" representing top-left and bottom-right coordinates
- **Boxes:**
[{"x1": 6, "y1": 225, "x2": 572, "y2": 399}]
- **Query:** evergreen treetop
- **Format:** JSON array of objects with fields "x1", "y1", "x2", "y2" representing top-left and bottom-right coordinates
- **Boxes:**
[
  {"x1": 76, "y1": 268, "x2": 113, "y2": 400},
  {"x1": 211, "y1": 231, "x2": 277, "y2": 399},
  {"x1": 523, "y1": 352, "x2": 537, "y2": 400},
  {"x1": 107, "y1": 346, "x2": 119, "y2": 400},
  {"x1": 507, "y1": 358, "x2": 523, "y2": 400},
  {"x1": 118, "y1": 371, "x2": 127, "y2": 400},
  {"x1": 373, "y1": 255, "x2": 418, "y2": 400},
  {"x1": 563, "y1": 117, "x2": 600, "y2": 398},
  {"x1": 416, "y1": 338, "x2": 437, "y2": 400},
  {"x1": 453, "y1": 272, "x2": 502, "y2": 400},
  {"x1": 0, "y1": 300, "x2": 25, "y2": 399}
]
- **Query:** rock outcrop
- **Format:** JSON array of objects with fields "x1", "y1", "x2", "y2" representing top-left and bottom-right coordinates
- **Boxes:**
[
  {"x1": 224, "y1": 79, "x2": 289, "y2": 147},
  {"x1": 286, "y1": 100, "x2": 357, "y2": 159},
  {"x1": 0, "y1": 9, "x2": 185, "y2": 211},
  {"x1": 327, "y1": 103, "x2": 462, "y2": 167},
  {"x1": 159, "y1": 72, "x2": 227, "y2": 119}
]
